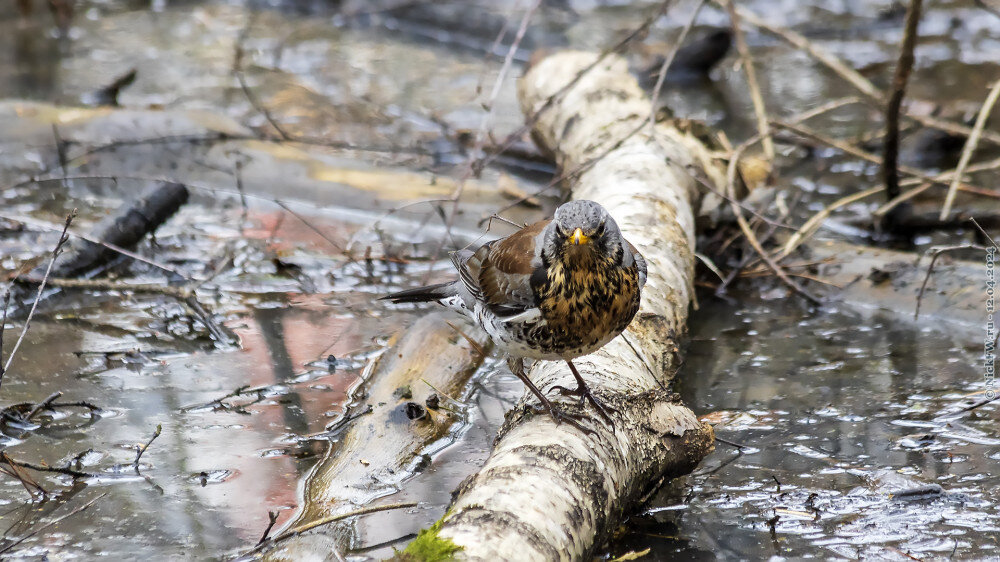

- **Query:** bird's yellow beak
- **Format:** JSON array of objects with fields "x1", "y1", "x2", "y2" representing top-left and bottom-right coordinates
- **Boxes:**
[{"x1": 571, "y1": 228, "x2": 589, "y2": 245}]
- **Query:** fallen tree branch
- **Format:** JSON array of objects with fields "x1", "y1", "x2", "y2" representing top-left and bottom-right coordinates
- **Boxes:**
[
  {"x1": 39, "y1": 182, "x2": 189, "y2": 281},
  {"x1": 0, "y1": 494, "x2": 106, "y2": 556},
  {"x1": 5, "y1": 181, "x2": 190, "y2": 313},
  {"x1": 414, "y1": 51, "x2": 718, "y2": 561}
]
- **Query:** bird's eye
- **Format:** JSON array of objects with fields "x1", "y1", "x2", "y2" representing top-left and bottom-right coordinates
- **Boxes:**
[{"x1": 595, "y1": 222, "x2": 606, "y2": 237}]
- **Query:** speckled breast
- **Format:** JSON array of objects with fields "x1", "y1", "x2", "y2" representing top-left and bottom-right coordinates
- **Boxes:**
[{"x1": 527, "y1": 258, "x2": 641, "y2": 358}]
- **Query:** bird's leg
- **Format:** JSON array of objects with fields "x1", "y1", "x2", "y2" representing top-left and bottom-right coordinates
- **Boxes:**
[
  {"x1": 552, "y1": 360, "x2": 616, "y2": 426},
  {"x1": 506, "y1": 357, "x2": 594, "y2": 435}
]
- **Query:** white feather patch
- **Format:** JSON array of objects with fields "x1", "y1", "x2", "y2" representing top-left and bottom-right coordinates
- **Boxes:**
[{"x1": 498, "y1": 308, "x2": 542, "y2": 324}]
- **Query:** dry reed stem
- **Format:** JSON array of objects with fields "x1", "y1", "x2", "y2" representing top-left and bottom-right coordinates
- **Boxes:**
[
  {"x1": 724, "y1": 0, "x2": 774, "y2": 162},
  {"x1": 940, "y1": 79, "x2": 1000, "y2": 219}
]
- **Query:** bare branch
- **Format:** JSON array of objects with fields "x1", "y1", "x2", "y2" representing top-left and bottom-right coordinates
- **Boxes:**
[{"x1": 881, "y1": 0, "x2": 922, "y2": 210}]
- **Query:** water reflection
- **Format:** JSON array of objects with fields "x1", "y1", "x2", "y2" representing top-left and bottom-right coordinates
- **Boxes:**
[{"x1": 0, "y1": 288, "x2": 403, "y2": 558}]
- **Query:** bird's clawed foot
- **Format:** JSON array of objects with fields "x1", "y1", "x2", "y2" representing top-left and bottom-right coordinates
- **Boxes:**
[
  {"x1": 551, "y1": 382, "x2": 616, "y2": 427},
  {"x1": 529, "y1": 402, "x2": 596, "y2": 435},
  {"x1": 552, "y1": 359, "x2": 617, "y2": 427},
  {"x1": 508, "y1": 356, "x2": 614, "y2": 434}
]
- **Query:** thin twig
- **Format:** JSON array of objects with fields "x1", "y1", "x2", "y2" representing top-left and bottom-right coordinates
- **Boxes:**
[
  {"x1": 725, "y1": 2, "x2": 1000, "y2": 148},
  {"x1": 722, "y1": 2, "x2": 880, "y2": 101},
  {"x1": 953, "y1": 392, "x2": 1000, "y2": 414},
  {"x1": 24, "y1": 391, "x2": 63, "y2": 421},
  {"x1": 776, "y1": 186, "x2": 885, "y2": 261},
  {"x1": 0, "y1": 211, "x2": 189, "y2": 279},
  {"x1": 183, "y1": 296, "x2": 236, "y2": 347},
  {"x1": 26, "y1": 131, "x2": 422, "y2": 184},
  {"x1": 444, "y1": 321, "x2": 488, "y2": 361},
  {"x1": 274, "y1": 200, "x2": 345, "y2": 253},
  {"x1": 648, "y1": 0, "x2": 708, "y2": 128},
  {"x1": 772, "y1": 121, "x2": 986, "y2": 193},
  {"x1": 234, "y1": 12, "x2": 292, "y2": 141},
  {"x1": 881, "y1": 0, "x2": 922, "y2": 205},
  {"x1": 132, "y1": 424, "x2": 162, "y2": 471},
  {"x1": 432, "y1": 0, "x2": 542, "y2": 276},
  {"x1": 234, "y1": 160, "x2": 249, "y2": 232},
  {"x1": 1, "y1": 212, "x2": 74, "y2": 383},
  {"x1": 940, "y1": 79, "x2": 1000, "y2": 220},
  {"x1": 725, "y1": 144, "x2": 821, "y2": 303},
  {"x1": 975, "y1": 0, "x2": 1000, "y2": 19},
  {"x1": 876, "y1": 156, "x2": 1000, "y2": 216},
  {"x1": 970, "y1": 217, "x2": 1000, "y2": 250},
  {"x1": 0, "y1": 290, "x2": 9, "y2": 381},
  {"x1": 237, "y1": 502, "x2": 417, "y2": 559},
  {"x1": 775, "y1": 119, "x2": 1000, "y2": 224},
  {"x1": 0, "y1": 457, "x2": 94, "y2": 479},
  {"x1": 914, "y1": 245, "x2": 986, "y2": 319},
  {"x1": 689, "y1": 173, "x2": 794, "y2": 230},
  {"x1": 472, "y1": 0, "x2": 675, "y2": 175},
  {"x1": 17, "y1": 277, "x2": 188, "y2": 296},
  {"x1": 51, "y1": 124, "x2": 69, "y2": 189},
  {"x1": 0, "y1": 453, "x2": 46, "y2": 499},
  {"x1": 725, "y1": 0, "x2": 774, "y2": 162},
  {"x1": 257, "y1": 511, "x2": 279, "y2": 545}
]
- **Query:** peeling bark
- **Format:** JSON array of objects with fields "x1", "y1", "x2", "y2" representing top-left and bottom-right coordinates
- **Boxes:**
[{"x1": 427, "y1": 51, "x2": 721, "y2": 561}]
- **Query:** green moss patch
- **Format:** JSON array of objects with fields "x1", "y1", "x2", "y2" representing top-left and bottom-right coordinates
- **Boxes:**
[{"x1": 396, "y1": 519, "x2": 462, "y2": 562}]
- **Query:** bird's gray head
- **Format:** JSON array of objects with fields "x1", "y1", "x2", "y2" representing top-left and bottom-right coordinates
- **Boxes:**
[{"x1": 542, "y1": 200, "x2": 625, "y2": 264}]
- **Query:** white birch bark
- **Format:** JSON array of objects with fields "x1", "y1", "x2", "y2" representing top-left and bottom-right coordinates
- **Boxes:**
[{"x1": 430, "y1": 51, "x2": 721, "y2": 561}]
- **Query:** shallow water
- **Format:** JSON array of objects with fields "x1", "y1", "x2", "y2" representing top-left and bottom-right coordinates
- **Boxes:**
[
  {"x1": 611, "y1": 298, "x2": 1000, "y2": 560},
  {"x1": 1, "y1": 0, "x2": 998, "y2": 560}
]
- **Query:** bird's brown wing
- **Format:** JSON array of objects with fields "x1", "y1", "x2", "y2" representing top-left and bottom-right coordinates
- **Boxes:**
[
  {"x1": 625, "y1": 239, "x2": 647, "y2": 288},
  {"x1": 458, "y1": 220, "x2": 548, "y2": 317}
]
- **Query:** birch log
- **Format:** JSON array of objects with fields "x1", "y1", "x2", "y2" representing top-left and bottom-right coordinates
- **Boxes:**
[
  {"x1": 259, "y1": 313, "x2": 491, "y2": 561},
  {"x1": 418, "y1": 51, "x2": 722, "y2": 561}
]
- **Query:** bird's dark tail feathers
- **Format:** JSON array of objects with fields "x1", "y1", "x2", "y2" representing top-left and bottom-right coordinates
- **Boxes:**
[{"x1": 380, "y1": 281, "x2": 456, "y2": 304}]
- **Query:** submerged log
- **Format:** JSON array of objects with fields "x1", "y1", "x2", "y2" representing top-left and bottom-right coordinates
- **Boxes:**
[
  {"x1": 6, "y1": 181, "x2": 189, "y2": 317},
  {"x1": 407, "y1": 51, "x2": 721, "y2": 561},
  {"x1": 43, "y1": 181, "x2": 189, "y2": 280},
  {"x1": 260, "y1": 313, "x2": 491, "y2": 561}
]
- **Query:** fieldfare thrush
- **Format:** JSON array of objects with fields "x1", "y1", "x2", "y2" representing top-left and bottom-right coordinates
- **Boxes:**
[{"x1": 382, "y1": 200, "x2": 647, "y2": 429}]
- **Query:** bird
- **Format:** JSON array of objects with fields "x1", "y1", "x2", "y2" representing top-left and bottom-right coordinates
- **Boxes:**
[{"x1": 382, "y1": 200, "x2": 646, "y2": 430}]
